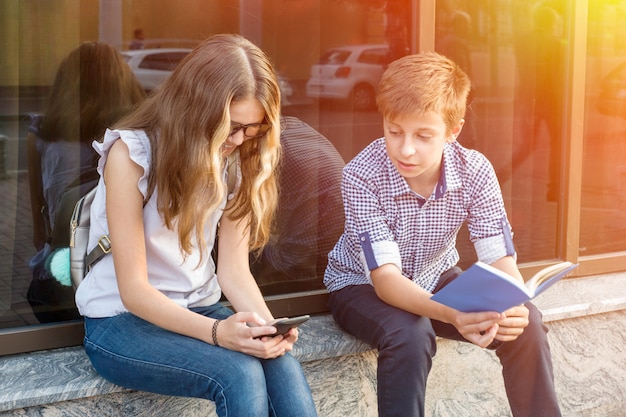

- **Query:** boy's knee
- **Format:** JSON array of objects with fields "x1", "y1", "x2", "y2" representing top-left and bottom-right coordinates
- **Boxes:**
[
  {"x1": 378, "y1": 316, "x2": 437, "y2": 359},
  {"x1": 524, "y1": 302, "x2": 549, "y2": 338},
  {"x1": 494, "y1": 303, "x2": 549, "y2": 355}
]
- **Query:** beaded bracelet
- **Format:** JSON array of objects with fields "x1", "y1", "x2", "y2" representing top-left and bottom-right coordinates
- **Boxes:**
[{"x1": 212, "y1": 319, "x2": 221, "y2": 347}]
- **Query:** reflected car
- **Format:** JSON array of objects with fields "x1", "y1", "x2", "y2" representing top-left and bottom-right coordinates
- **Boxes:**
[
  {"x1": 121, "y1": 48, "x2": 293, "y2": 104},
  {"x1": 306, "y1": 44, "x2": 389, "y2": 110},
  {"x1": 121, "y1": 48, "x2": 191, "y2": 91},
  {"x1": 598, "y1": 62, "x2": 626, "y2": 118}
]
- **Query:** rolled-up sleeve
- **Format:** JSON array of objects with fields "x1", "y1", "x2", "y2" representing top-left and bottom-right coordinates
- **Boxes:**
[
  {"x1": 474, "y1": 234, "x2": 510, "y2": 264},
  {"x1": 467, "y1": 156, "x2": 515, "y2": 265},
  {"x1": 342, "y1": 164, "x2": 403, "y2": 280},
  {"x1": 358, "y1": 231, "x2": 402, "y2": 274}
]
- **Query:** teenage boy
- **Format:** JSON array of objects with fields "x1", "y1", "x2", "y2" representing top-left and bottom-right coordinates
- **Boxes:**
[{"x1": 324, "y1": 52, "x2": 561, "y2": 417}]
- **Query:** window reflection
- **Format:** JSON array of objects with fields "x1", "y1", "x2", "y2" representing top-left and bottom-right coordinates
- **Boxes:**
[
  {"x1": 305, "y1": 44, "x2": 390, "y2": 111},
  {"x1": 250, "y1": 116, "x2": 345, "y2": 294},
  {"x1": 436, "y1": 0, "x2": 569, "y2": 266},
  {"x1": 581, "y1": 1, "x2": 626, "y2": 255},
  {"x1": 1, "y1": 0, "x2": 623, "y2": 339},
  {"x1": 26, "y1": 42, "x2": 145, "y2": 323},
  {"x1": 0, "y1": 0, "x2": 417, "y2": 328}
]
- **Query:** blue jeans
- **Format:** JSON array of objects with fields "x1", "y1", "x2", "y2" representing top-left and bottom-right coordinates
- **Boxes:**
[
  {"x1": 84, "y1": 303, "x2": 317, "y2": 417},
  {"x1": 328, "y1": 269, "x2": 561, "y2": 417}
]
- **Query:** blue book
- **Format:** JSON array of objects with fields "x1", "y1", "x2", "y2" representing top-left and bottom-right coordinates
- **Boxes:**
[{"x1": 431, "y1": 261, "x2": 578, "y2": 313}]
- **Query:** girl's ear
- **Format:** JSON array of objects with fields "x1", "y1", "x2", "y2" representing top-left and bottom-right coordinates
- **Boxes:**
[{"x1": 447, "y1": 119, "x2": 465, "y2": 143}]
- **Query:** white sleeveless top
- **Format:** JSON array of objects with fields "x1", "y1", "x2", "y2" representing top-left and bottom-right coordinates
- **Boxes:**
[{"x1": 75, "y1": 129, "x2": 240, "y2": 318}]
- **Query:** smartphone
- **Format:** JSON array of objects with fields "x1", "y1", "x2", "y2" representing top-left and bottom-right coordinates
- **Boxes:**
[{"x1": 256, "y1": 315, "x2": 310, "y2": 338}]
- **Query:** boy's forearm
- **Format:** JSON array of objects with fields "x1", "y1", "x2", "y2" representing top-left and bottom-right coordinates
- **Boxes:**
[
  {"x1": 370, "y1": 264, "x2": 455, "y2": 324},
  {"x1": 489, "y1": 256, "x2": 523, "y2": 282}
]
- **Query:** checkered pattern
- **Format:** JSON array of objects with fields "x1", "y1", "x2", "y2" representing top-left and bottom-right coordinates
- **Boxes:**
[
  {"x1": 258, "y1": 116, "x2": 345, "y2": 276},
  {"x1": 324, "y1": 138, "x2": 511, "y2": 293}
]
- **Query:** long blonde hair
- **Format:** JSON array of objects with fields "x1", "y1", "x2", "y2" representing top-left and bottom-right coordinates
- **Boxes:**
[{"x1": 115, "y1": 34, "x2": 281, "y2": 262}]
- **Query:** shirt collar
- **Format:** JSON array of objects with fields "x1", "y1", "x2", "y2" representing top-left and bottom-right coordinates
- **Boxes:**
[
  {"x1": 442, "y1": 142, "x2": 464, "y2": 193},
  {"x1": 387, "y1": 142, "x2": 462, "y2": 200},
  {"x1": 434, "y1": 154, "x2": 447, "y2": 199}
]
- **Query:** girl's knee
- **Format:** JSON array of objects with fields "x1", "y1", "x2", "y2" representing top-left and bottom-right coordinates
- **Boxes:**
[
  {"x1": 212, "y1": 359, "x2": 268, "y2": 415},
  {"x1": 221, "y1": 356, "x2": 266, "y2": 390}
]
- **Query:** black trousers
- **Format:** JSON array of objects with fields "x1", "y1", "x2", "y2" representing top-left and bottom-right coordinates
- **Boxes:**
[{"x1": 328, "y1": 268, "x2": 561, "y2": 417}]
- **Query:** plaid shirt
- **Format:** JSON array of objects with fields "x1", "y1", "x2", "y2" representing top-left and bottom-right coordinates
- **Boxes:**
[{"x1": 324, "y1": 138, "x2": 513, "y2": 293}]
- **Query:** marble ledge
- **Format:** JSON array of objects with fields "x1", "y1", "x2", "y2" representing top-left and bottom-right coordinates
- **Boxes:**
[
  {"x1": 0, "y1": 315, "x2": 371, "y2": 413},
  {"x1": 1, "y1": 271, "x2": 625, "y2": 414},
  {"x1": 533, "y1": 271, "x2": 626, "y2": 322}
]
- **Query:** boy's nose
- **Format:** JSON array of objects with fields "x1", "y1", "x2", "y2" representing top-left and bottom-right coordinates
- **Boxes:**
[{"x1": 400, "y1": 137, "x2": 416, "y2": 157}]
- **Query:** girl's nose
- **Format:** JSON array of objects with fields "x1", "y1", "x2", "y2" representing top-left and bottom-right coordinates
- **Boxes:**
[{"x1": 229, "y1": 130, "x2": 245, "y2": 146}]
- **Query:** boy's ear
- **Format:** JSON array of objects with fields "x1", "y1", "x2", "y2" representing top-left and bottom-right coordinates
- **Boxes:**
[{"x1": 447, "y1": 119, "x2": 465, "y2": 143}]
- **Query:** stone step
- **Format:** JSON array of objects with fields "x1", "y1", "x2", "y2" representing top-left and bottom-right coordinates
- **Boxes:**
[{"x1": 1, "y1": 272, "x2": 625, "y2": 416}]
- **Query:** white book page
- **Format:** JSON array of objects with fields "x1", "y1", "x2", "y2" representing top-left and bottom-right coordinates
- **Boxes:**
[{"x1": 526, "y1": 262, "x2": 573, "y2": 291}]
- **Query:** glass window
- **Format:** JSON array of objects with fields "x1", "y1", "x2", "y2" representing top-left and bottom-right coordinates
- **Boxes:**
[
  {"x1": 435, "y1": 0, "x2": 570, "y2": 267},
  {"x1": 1, "y1": 0, "x2": 623, "y2": 355},
  {"x1": 121, "y1": 50, "x2": 192, "y2": 91},
  {"x1": 257, "y1": 0, "x2": 414, "y2": 292},
  {"x1": 0, "y1": 0, "x2": 416, "y2": 339},
  {"x1": 580, "y1": 1, "x2": 626, "y2": 255},
  {"x1": 136, "y1": 52, "x2": 189, "y2": 71},
  {"x1": 318, "y1": 50, "x2": 351, "y2": 65},
  {"x1": 357, "y1": 47, "x2": 390, "y2": 65}
]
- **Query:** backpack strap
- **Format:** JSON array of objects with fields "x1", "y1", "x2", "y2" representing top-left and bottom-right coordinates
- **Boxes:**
[
  {"x1": 85, "y1": 235, "x2": 111, "y2": 271},
  {"x1": 84, "y1": 154, "x2": 237, "y2": 272},
  {"x1": 83, "y1": 184, "x2": 152, "y2": 273}
]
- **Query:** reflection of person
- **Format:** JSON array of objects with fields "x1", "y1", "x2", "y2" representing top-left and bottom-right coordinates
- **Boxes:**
[
  {"x1": 129, "y1": 28, "x2": 145, "y2": 50},
  {"x1": 26, "y1": 41, "x2": 145, "y2": 323},
  {"x1": 435, "y1": 10, "x2": 472, "y2": 76},
  {"x1": 251, "y1": 116, "x2": 344, "y2": 294},
  {"x1": 74, "y1": 34, "x2": 317, "y2": 417},
  {"x1": 435, "y1": 9, "x2": 476, "y2": 148},
  {"x1": 384, "y1": 0, "x2": 411, "y2": 62},
  {"x1": 324, "y1": 52, "x2": 561, "y2": 417},
  {"x1": 510, "y1": 6, "x2": 565, "y2": 200}
]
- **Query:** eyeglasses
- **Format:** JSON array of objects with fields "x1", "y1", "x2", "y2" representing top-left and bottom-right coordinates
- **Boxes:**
[{"x1": 229, "y1": 121, "x2": 271, "y2": 139}]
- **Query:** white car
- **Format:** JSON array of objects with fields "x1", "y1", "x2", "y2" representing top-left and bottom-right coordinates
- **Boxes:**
[
  {"x1": 121, "y1": 48, "x2": 191, "y2": 92},
  {"x1": 306, "y1": 44, "x2": 390, "y2": 110},
  {"x1": 121, "y1": 48, "x2": 293, "y2": 104}
]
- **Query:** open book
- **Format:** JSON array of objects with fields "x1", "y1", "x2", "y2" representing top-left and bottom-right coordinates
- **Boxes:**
[{"x1": 431, "y1": 261, "x2": 578, "y2": 313}]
